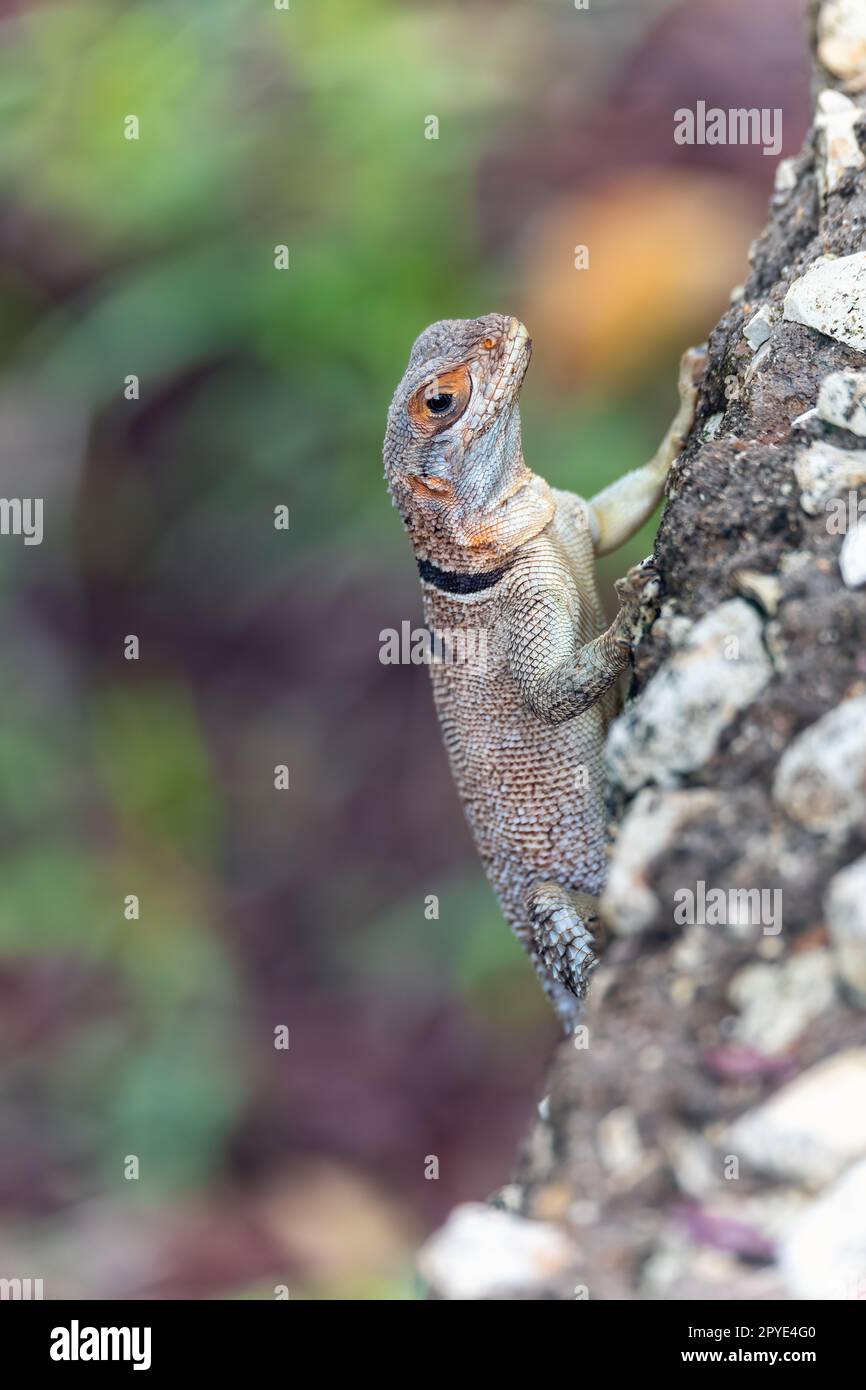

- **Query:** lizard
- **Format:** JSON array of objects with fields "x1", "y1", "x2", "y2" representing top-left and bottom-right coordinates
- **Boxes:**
[{"x1": 383, "y1": 314, "x2": 704, "y2": 1030}]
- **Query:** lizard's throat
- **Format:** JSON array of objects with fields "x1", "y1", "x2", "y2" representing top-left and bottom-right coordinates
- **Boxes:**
[{"x1": 408, "y1": 467, "x2": 555, "y2": 565}]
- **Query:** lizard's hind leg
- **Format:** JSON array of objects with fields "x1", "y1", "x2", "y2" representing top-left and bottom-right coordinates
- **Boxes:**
[{"x1": 526, "y1": 883, "x2": 606, "y2": 1028}]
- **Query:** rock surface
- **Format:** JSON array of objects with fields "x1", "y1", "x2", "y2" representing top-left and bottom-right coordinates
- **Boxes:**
[
  {"x1": 839, "y1": 521, "x2": 866, "y2": 587},
  {"x1": 772, "y1": 694, "x2": 866, "y2": 835},
  {"x1": 817, "y1": 0, "x2": 866, "y2": 88},
  {"x1": 601, "y1": 786, "x2": 725, "y2": 936},
  {"x1": 783, "y1": 253, "x2": 866, "y2": 351},
  {"x1": 814, "y1": 89, "x2": 865, "y2": 194},
  {"x1": 780, "y1": 1158, "x2": 866, "y2": 1300},
  {"x1": 727, "y1": 952, "x2": 835, "y2": 1054},
  {"x1": 825, "y1": 854, "x2": 866, "y2": 1002},
  {"x1": 724, "y1": 1049, "x2": 866, "y2": 1185},
  {"x1": 817, "y1": 369, "x2": 866, "y2": 435},
  {"x1": 417, "y1": 1203, "x2": 577, "y2": 1300},
  {"x1": 794, "y1": 440, "x2": 866, "y2": 515},
  {"x1": 606, "y1": 600, "x2": 772, "y2": 792}
]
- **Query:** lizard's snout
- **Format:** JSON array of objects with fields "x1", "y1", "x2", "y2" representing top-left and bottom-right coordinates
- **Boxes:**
[
  {"x1": 508, "y1": 319, "x2": 533, "y2": 372},
  {"x1": 506, "y1": 318, "x2": 532, "y2": 381}
]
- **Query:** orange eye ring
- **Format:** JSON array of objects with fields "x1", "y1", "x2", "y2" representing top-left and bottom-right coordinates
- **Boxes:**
[
  {"x1": 408, "y1": 365, "x2": 472, "y2": 435},
  {"x1": 481, "y1": 336, "x2": 497, "y2": 350}
]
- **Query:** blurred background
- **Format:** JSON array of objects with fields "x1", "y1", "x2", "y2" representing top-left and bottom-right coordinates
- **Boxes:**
[{"x1": 0, "y1": 0, "x2": 809, "y2": 1298}]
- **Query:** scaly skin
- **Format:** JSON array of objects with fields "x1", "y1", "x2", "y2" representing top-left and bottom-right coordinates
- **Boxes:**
[{"x1": 384, "y1": 314, "x2": 703, "y2": 1029}]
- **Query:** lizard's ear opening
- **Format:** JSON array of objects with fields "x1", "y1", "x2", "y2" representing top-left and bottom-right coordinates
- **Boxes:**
[{"x1": 408, "y1": 364, "x2": 471, "y2": 436}]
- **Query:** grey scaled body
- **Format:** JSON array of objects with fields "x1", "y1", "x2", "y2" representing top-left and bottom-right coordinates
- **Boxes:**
[{"x1": 384, "y1": 314, "x2": 702, "y2": 1028}]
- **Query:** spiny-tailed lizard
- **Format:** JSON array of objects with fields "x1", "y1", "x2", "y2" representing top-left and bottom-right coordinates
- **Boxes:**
[{"x1": 384, "y1": 315, "x2": 703, "y2": 1029}]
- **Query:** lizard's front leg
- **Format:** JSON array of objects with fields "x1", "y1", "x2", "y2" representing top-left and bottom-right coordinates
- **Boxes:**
[
  {"x1": 504, "y1": 561, "x2": 660, "y2": 724},
  {"x1": 588, "y1": 345, "x2": 707, "y2": 557}
]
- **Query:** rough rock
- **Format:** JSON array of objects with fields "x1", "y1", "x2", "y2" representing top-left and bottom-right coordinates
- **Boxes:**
[
  {"x1": 783, "y1": 252, "x2": 866, "y2": 351},
  {"x1": 417, "y1": 1203, "x2": 577, "y2": 1300},
  {"x1": 773, "y1": 158, "x2": 798, "y2": 195},
  {"x1": 780, "y1": 1158, "x2": 866, "y2": 1300},
  {"x1": 817, "y1": 369, "x2": 866, "y2": 436},
  {"x1": 727, "y1": 951, "x2": 835, "y2": 1054},
  {"x1": 814, "y1": 89, "x2": 865, "y2": 194},
  {"x1": 743, "y1": 338, "x2": 772, "y2": 385},
  {"x1": 732, "y1": 568, "x2": 783, "y2": 615},
  {"x1": 825, "y1": 854, "x2": 866, "y2": 1002},
  {"x1": 725, "y1": 1048, "x2": 866, "y2": 1185},
  {"x1": 794, "y1": 440, "x2": 866, "y2": 514},
  {"x1": 817, "y1": 0, "x2": 866, "y2": 89},
  {"x1": 606, "y1": 600, "x2": 772, "y2": 792},
  {"x1": 641, "y1": 1239, "x2": 789, "y2": 1301},
  {"x1": 772, "y1": 694, "x2": 866, "y2": 834},
  {"x1": 597, "y1": 1106, "x2": 645, "y2": 1182},
  {"x1": 601, "y1": 787, "x2": 724, "y2": 936},
  {"x1": 743, "y1": 305, "x2": 774, "y2": 351},
  {"x1": 839, "y1": 521, "x2": 866, "y2": 587}
]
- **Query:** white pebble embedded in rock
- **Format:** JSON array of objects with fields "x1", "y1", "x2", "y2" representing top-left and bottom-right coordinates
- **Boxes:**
[
  {"x1": 728, "y1": 953, "x2": 835, "y2": 1054},
  {"x1": 743, "y1": 305, "x2": 774, "y2": 351},
  {"x1": 794, "y1": 439, "x2": 866, "y2": 514},
  {"x1": 839, "y1": 520, "x2": 866, "y2": 588},
  {"x1": 781, "y1": 1158, "x2": 866, "y2": 1300},
  {"x1": 772, "y1": 694, "x2": 866, "y2": 834},
  {"x1": 825, "y1": 854, "x2": 866, "y2": 1004},
  {"x1": 725, "y1": 1049, "x2": 866, "y2": 1186},
  {"x1": 417, "y1": 1202, "x2": 576, "y2": 1300},
  {"x1": 773, "y1": 158, "x2": 798, "y2": 196},
  {"x1": 817, "y1": 0, "x2": 866, "y2": 89},
  {"x1": 602, "y1": 786, "x2": 725, "y2": 936},
  {"x1": 815, "y1": 89, "x2": 865, "y2": 195},
  {"x1": 606, "y1": 600, "x2": 772, "y2": 792},
  {"x1": 817, "y1": 369, "x2": 866, "y2": 436},
  {"x1": 732, "y1": 569, "x2": 783, "y2": 615},
  {"x1": 744, "y1": 339, "x2": 772, "y2": 385},
  {"x1": 597, "y1": 1106, "x2": 644, "y2": 1178},
  {"x1": 784, "y1": 253, "x2": 866, "y2": 351}
]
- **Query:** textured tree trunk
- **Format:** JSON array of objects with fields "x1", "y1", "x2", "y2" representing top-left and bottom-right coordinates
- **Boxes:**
[{"x1": 419, "y1": 0, "x2": 866, "y2": 1301}]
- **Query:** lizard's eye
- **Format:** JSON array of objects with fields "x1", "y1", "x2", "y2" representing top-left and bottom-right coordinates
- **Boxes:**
[{"x1": 408, "y1": 365, "x2": 471, "y2": 435}]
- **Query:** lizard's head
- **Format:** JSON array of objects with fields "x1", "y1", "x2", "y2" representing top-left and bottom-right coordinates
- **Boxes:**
[{"x1": 383, "y1": 313, "x2": 532, "y2": 521}]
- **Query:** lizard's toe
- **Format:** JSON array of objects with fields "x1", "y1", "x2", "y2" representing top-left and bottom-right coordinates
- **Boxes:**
[
  {"x1": 615, "y1": 558, "x2": 660, "y2": 603},
  {"x1": 679, "y1": 344, "x2": 709, "y2": 396},
  {"x1": 527, "y1": 884, "x2": 604, "y2": 1003}
]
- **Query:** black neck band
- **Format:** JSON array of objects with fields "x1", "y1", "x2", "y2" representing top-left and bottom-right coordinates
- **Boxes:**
[{"x1": 416, "y1": 556, "x2": 513, "y2": 594}]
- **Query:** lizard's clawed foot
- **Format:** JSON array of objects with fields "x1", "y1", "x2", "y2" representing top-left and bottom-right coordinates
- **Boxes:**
[
  {"x1": 526, "y1": 883, "x2": 606, "y2": 1019},
  {"x1": 670, "y1": 345, "x2": 708, "y2": 461},
  {"x1": 614, "y1": 558, "x2": 662, "y2": 648},
  {"x1": 615, "y1": 557, "x2": 660, "y2": 606},
  {"x1": 678, "y1": 343, "x2": 708, "y2": 402}
]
